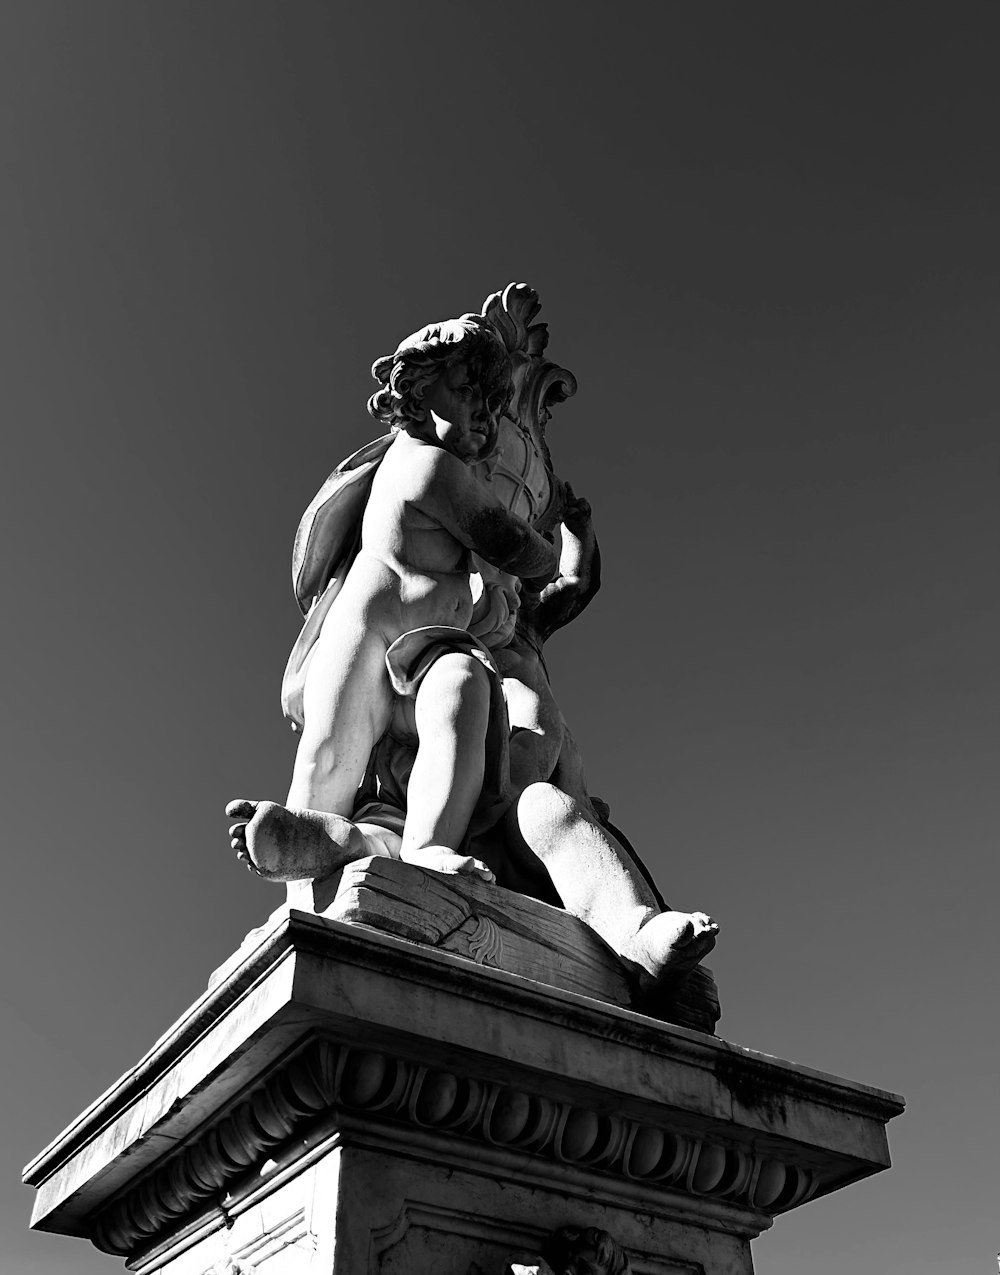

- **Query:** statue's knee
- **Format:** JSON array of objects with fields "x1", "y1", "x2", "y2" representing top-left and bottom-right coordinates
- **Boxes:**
[
  {"x1": 423, "y1": 653, "x2": 490, "y2": 716},
  {"x1": 436, "y1": 651, "x2": 489, "y2": 686},
  {"x1": 517, "y1": 781, "x2": 577, "y2": 845}
]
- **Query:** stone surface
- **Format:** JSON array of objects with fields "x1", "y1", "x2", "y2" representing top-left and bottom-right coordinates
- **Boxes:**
[
  {"x1": 24, "y1": 910, "x2": 903, "y2": 1273},
  {"x1": 300, "y1": 857, "x2": 720, "y2": 1034}
]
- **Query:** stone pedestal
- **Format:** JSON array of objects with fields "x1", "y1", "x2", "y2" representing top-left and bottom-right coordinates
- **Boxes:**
[{"x1": 24, "y1": 865, "x2": 903, "y2": 1274}]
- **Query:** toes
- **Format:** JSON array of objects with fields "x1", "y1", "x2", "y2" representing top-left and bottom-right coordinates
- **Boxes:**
[
  {"x1": 229, "y1": 818, "x2": 249, "y2": 855},
  {"x1": 450, "y1": 855, "x2": 495, "y2": 882},
  {"x1": 226, "y1": 799, "x2": 256, "y2": 819},
  {"x1": 403, "y1": 848, "x2": 496, "y2": 883}
]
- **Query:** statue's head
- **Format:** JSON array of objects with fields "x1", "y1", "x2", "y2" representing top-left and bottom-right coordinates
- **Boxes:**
[
  {"x1": 367, "y1": 315, "x2": 513, "y2": 455},
  {"x1": 542, "y1": 1227, "x2": 631, "y2": 1275}
]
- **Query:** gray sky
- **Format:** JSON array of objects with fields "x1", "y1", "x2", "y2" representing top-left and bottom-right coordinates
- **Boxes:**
[{"x1": 4, "y1": 4, "x2": 998, "y2": 1271}]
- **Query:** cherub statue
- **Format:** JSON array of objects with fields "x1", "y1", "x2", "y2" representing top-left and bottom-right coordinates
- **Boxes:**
[
  {"x1": 226, "y1": 286, "x2": 718, "y2": 1000},
  {"x1": 228, "y1": 314, "x2": 556, "y2": 880}
]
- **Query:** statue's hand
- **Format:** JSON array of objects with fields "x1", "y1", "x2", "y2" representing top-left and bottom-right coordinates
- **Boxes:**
[
  {"x1": 560, "y1": 483, "x2": 593, "y2": 537},
  {"x1": 533, "y1": 477, "x2": 566, "y2": 537},
  {"x1": 517, "y1": 580, "x2": 543, "y2": 613},
  {"x1": 520, "y1": 535, "x2": 558, "y2": 593}
]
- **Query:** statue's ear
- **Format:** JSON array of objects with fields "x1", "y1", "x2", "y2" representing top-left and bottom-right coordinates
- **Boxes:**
[{"x1": 410, "y1": 374, "x2": 436, "y2": 420}]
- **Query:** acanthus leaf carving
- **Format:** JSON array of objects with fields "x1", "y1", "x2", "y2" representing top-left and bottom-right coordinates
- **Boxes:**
[{"x1": 439, "y1": 914, "x2": 504, "y2": 967}]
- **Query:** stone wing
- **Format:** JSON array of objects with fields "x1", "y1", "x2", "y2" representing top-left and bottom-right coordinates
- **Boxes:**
[{"x1": 290, "y1": 432, "x2": 394, "y2": 615}]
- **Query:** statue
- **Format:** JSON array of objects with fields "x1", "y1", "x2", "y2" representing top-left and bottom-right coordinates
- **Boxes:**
[
  {"x1": 229, "y1": 312, "x2": 554, "y2": 880},
  {"x1": 227, "y1": 285, "x2": 717, "y2": 994},
  {"x1": 502, "y1": 1224, "x2": 632, "y2": 1275}
]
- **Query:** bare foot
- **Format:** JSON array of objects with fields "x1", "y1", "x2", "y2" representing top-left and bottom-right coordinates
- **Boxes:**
[
  {"x1": 623, "y1": 910, "x2": 719, "y2": 982},
  {"x1": 226, "y1": 798, "x2": 375, "y2": 881},
  {"x1": 399, "y1": 844, "x2": 496, "y2": 883}
]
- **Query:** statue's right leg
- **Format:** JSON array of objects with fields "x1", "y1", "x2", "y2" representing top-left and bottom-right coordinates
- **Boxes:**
[
  {"x1": 287, "y1": 622, "x2": 394, "y2": 813},
  {"x1": 226, "y1": 625, "x2": 395, "y2": 881},
  {"x1": 226, "y1": 798, "x2": 379, "y2": 881}
]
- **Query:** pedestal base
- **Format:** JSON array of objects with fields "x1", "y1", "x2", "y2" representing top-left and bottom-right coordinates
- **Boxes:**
[
  {"x1": 145, "y1": 1133, "x2": 759, "y2": 1275},
  {"x1": 24, "y1": 866, "x2": 903, "y2": 1274}
]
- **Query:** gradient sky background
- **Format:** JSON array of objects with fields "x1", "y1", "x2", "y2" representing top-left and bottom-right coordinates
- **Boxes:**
[{"x1": 3, "y1": 4, "x2": 998, "y2": 1272}]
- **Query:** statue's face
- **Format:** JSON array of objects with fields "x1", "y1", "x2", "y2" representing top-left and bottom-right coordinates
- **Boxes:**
[{"x1": 422, "y1": 360, "x2": 501, "y2": 460}]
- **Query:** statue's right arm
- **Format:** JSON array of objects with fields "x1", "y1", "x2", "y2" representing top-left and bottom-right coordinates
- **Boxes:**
[
  {"x1": 410, "y1": 448, "x2": 558, "y2": 583},
  {"x1": 534, "y1": 491, "x2": 601, "y2": 637}
]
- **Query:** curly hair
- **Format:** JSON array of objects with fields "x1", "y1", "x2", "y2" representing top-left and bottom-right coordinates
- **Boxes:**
[{"x1": 367, "y1": 313, "x2": 513, "y2": 431}]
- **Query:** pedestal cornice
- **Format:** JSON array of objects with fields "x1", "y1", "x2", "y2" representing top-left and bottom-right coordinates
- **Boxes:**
[{"x1": 23, "y1": 908, "x2": 903, "y2": 1267}]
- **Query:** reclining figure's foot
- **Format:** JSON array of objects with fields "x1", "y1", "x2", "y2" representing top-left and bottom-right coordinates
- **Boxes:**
[
  {"x1": 399, "y1": 844, "x2": 495, "y2": 883},
  {"x1": 226, "y1": 798, "x2": 374, "y2": 881},
  {"x1": 623, "y1": 910, "x2": 719, "y2": 984}
]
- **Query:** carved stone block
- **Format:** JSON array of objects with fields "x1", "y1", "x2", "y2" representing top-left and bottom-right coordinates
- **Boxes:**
[
  {"x1": 306, "y1": 857, "x2": 720, "y2": 1035},
  {"x1": 23, "y1": 911, "x2": 901, "y2": 1274}
]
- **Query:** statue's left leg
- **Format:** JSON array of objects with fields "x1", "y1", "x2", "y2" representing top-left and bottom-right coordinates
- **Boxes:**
[
  {"x1": 398, "y1": 652, "x2": 495, "y2": 880},
  {"x1": 515, "y1": 782, "x2": 718, "y2": 982}
]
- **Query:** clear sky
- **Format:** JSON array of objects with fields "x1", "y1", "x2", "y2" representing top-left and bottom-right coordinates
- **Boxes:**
[{"x1": 4, "y1": 4, "x2": 998, "y2": 1272}]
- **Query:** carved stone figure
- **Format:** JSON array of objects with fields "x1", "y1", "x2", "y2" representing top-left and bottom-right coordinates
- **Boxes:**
[
  {"x1": 503, "y1": 1224, "x2": 632, "y2": 1275},
  {"x1": 229, "y1": 312, "x2": 555, "y2": 881},
  {"x1": 226, "y1": 284, "x2": 717, "y2": 994},
  {"x1": 543, "y1": 1225, "x2": 632, "y2": 1275}
]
